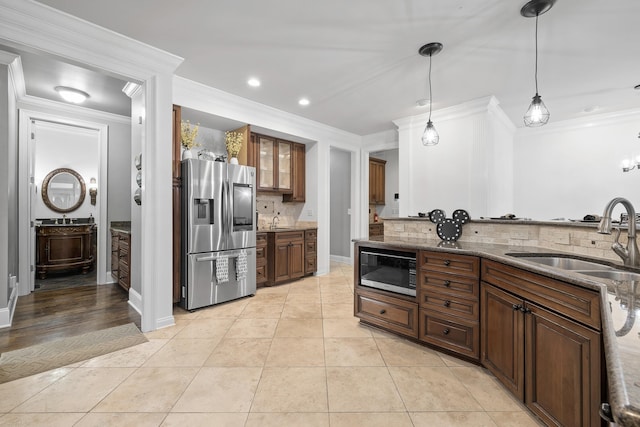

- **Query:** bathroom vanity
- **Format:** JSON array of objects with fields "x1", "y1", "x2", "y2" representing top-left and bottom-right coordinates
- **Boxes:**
[{"x1": 35, "y1": 223, "x2": 96, "y2": 279}]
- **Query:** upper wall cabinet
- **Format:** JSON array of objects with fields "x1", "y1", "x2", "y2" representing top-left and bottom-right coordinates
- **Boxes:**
[
  {"x1": 369, "y1": 157, "x2": 386, "y2": 205},
  {"x1": 249, "y1": 133, "x2": 306, "y2": 202},
  {"x1": 283, "y1": 142, "x2": 305, "y2": 203}
]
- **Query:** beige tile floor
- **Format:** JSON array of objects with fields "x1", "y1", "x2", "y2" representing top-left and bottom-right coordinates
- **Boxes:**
[{"x1": 0, "y1": 262, "x2": 544, "y2": 426}]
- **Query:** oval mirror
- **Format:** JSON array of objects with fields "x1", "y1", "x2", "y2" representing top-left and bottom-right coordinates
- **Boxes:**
[{"x1": 42, "y1": 168, "x2": 86, "y2": 213}]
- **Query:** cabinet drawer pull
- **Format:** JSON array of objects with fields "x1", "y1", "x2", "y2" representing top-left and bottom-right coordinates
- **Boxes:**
[
  {"x1": 443, "y1": 300, "x2": 451, "y2": 307},
  {"x1": 379, "y1": 309, "x2": 386, "y2": 315},
  {"x1": 442, "y1": 328, "x2": 450, "y2": 335},
  {"x1": 443, "y1": 260, "x2": 451, "y2": 266},
  {"x1": 443, "y1": 280, "x2": 451, "y2": 287}
]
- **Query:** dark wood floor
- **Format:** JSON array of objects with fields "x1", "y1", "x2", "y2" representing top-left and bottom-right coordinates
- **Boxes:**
[{"x1": 0, "y1": 284, "x2": 141, "y2": 353}]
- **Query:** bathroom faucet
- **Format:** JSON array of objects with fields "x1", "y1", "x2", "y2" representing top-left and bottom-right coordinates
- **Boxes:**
[
  {"x1": 597, "y1": 197, "x2": 640, "y2": 267},
  {"x1": 271, "y1": 215, "x2": 279, "y2": 230}
]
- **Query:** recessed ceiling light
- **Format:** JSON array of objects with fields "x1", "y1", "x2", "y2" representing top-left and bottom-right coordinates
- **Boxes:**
[
  {"x1": 54, "y1": 86, "x2": 90, "y2": 104},
  {"x1": 247, "y1": 78, "x2": 261, "y2": 87},
  {"x1": 634, "y1": 84, "x2": 640, "y2": 90},
  {"x1": 416, "y1": 98, "x2": 430, "y2": 108},
  {"x1": 583, "y1": 105, "x2": 600, "y2": 113},
  {"x1": 298, "y1": 98, "x2": 310, "y2": 106}
]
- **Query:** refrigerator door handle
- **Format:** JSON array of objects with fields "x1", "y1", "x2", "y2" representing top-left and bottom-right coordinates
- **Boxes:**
[{"x1": 195, "y1": 255, "x2": 216, "y2": 262}]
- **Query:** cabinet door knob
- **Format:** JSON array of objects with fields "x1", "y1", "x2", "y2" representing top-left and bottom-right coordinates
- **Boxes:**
[
  {"x1": 379, "y1": 309, "x2": 386, "y2": 315},
  {"x1": 443, "y1": 280, "x2": 451, "y2": 287},
  {"x1": 443, "y1": 328, "x2": 450, "y2": 335},
  {"x1": 521, "y1": 307, "x2": 532, "y2": 314},
  {"x1": 443, "y1": 300, "x2": 451, "y2": 307},
  {"x1": 444, "y1": 260, "x2": 451, "y2": 266},
  {"x1": 512, "y1": 304, "x2": 523, "y2": 311}
]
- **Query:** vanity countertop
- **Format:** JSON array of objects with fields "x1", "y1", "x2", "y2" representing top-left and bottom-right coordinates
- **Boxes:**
[
  {"x1": 257, "y1": 226, "x2": 317, "y2": 233},
  {"x1": 110, "y1": 221, "x2": 131, "y2": 234},
  {"x1": 354, "y1": 236, "x2": 640, "y2": 426}
]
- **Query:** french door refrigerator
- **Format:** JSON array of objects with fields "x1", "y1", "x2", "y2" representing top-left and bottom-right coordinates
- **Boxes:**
[{"x1": 181, "y1": 158, "x2": 257, "y2": 310}]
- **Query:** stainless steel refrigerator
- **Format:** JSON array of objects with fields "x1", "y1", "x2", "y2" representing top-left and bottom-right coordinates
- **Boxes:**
[{"x1": 181, "y1": 158, "x2": 257, "y2": 310}]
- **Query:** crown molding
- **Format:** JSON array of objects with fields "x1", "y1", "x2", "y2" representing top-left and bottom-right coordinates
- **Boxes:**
[
  {"x1": 0, "y1": 49, "x2": 18, "y2": 65},
  {"x1": 0, "y1": 0, "x2": 183, "y2": 80},
  {"x1": 18, "y1": 94, "x2": 131, "y2": 125},
  {"x1": 173, "y1": 75, "x2": 361, "y2": 148},
  {"x1": 516, "y1": 107, "x2": 640, "y2": 137}
]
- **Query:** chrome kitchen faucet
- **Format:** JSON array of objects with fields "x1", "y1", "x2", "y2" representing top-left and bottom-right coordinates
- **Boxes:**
[{"x1": 597, "y1": 197, "x2": 640, "y2": 267}]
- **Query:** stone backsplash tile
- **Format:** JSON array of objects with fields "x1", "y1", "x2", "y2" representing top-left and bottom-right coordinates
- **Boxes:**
[{"x1": 383, "y1": 219, "x2": 626, "y2": 262}]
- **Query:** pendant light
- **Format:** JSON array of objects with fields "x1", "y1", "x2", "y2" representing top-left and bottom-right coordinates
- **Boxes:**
[
  {"x1": 521, "y1": 0, "x2": 554, "y2": 127},
  {"x1": 419, "y1": 42, "x2": 443, "y2": 146}
]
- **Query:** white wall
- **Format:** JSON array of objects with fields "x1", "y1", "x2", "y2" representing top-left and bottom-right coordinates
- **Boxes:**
[
  {"x1": 129, "y1": 86, "x2": 143, "y2": 299},
  {"x1": 33, "y1": 121, "x2": 99, "y2": 220},
  {"x1": 514, "y1": 110, "x2": 640, "y2": 220},
  {"x1": 0, "y1": 63, "x2": 9, "y2": 311},
  {"x1": 394, "y1": 97, "x2": 516, "y2": 220}
]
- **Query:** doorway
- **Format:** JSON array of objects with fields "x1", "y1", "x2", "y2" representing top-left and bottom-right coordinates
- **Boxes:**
[{"x1": 329, "y1": 147, "x2": 352, "y2": 264}]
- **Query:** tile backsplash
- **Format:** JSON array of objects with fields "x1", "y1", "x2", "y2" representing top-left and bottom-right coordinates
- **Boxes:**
[
  {"x1": 383, "y1": 219, "x2": 631, "y2": 263},
  {"x1": 256, "y1": 194, "x2": 304, "y2": 229}
]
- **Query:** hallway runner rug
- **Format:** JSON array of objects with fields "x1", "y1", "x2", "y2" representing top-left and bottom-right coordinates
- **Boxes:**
[{"x1": 0, "y1": 323, "x2": 147, "y2": 384}]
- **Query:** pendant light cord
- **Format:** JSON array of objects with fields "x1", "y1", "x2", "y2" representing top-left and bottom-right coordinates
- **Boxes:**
[
  {"x1": 428, "y1": 54, "x2": 433, "y2": 121},
  {"x1": 534, "y1": 13, "x2": 539, "y2": 94}
]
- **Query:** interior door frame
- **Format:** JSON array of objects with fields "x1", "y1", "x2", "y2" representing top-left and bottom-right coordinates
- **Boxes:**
[{"x1": 18, "y1": 110, "x2": 109, "y2": 295}]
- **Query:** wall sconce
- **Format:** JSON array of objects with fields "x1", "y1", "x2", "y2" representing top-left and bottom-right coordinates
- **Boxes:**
[
  {"x1": 88, "y1": 177, "x2": 97, "y2": 205},
  {"x1": 622, "y1": 157, "x2": 640, "y2": 172}
]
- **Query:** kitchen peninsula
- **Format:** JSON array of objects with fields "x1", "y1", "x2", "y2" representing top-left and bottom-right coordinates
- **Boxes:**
[{"x1": 356, "y1": 217, "x2": 640, "y2": 427}]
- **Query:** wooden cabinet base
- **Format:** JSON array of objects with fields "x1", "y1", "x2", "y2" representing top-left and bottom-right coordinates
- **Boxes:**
[
  {"x1": 355, "y1": 288, "x2": 418, "y2": 338},
  {"x1": 36, "y1": 225, "x2": 95, "y2": 279},
  {"x1": 419, "y1": 309, "x2": 479, "y2": 360}
]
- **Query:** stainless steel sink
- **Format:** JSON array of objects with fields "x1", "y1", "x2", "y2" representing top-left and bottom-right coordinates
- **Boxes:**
[
  {"x1": 507, "y1": 254, "x2": 616, "y2": 271},
  {"x1": 576, "y1": 270, "x2": 640, "y2": 282}
]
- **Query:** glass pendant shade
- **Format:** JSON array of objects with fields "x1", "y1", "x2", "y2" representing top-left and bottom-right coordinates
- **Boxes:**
[
  {"x1": 421, "y1": 120, "x2": 439, "y2": 146},
  {"x1": 523, "y1": 93, "x2": 550, "y2": 127}
]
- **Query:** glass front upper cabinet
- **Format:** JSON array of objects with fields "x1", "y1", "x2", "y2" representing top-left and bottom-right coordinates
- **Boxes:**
[{"x1": 257, "y1": 136, "x2": 292, "y2": 192}]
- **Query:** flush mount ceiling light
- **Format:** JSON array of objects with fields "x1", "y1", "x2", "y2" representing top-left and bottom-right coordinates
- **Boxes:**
[
  {"x1": 298, "y1": 98, "x2": 310, "y2": 106},
  {"x1": 54, "y1": 86, "x2": 90, "y2": 104},
  {"x1": 247, "y1": 78, "x2": 261, "y2": 87},
  {"x1": 419, "y1": 42, "x2": 443, "y2": 146},
  {"x1": 521, "y1": 0, "x2": 555, "y2": 127}
]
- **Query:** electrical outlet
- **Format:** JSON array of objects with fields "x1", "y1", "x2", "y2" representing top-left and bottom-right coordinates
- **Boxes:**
[{"x1": 307, "y1": 209, "x2": 313, "y2": 217}]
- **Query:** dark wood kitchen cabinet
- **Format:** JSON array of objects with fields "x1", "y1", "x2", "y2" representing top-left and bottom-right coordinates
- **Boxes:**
[
  {"x1": 283, "y1": 142, "x2": 306, "y2": 202},
  {"x1": 110, "y1": 228, "x2": 131, "y2": 291},
  {"x1": 418, "y1": 251, "x2": 481, "y2": 361},
  {"x1": 251, "y1": 134, "x2": 292, "y2": 193},
  {"x1": 304, "y1": 229, "x2": 317, "y2": 275},
  {"x1": 256, "y1": 232, "x2": 268, "y2": 287},
  {"x1": 355, "y1": 287, "x2": 418, "y2": 338},
  {"x1": 369, "y1": 157, "x2": 386, "y2": 204},
  {"x1": 481, "y1": 260, "x2": 602, "y2": 427},
  {"x1": 36, "y1": 224, "x2": 95, "y2": 279},
  {"x1": 267, "y1": 230, "x2": 304, "y2": 284}
]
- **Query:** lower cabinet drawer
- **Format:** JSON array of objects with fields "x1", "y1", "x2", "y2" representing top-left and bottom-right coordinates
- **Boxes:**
[
  {"x1": 305, "y1": 256, "x2": 317, "y2": 274},
  {"x1": 419, "y1": 309, "x2": 479, "y2": 360},
  {"x1": 355, "y1": 289, "x2": 418, "y2": 338},
  {"x1": 256, "y1": 265, "x2": 267, "y2": 284},
  {"x1": 420, "y1": 291, "x2": 479, "y2": 321}
]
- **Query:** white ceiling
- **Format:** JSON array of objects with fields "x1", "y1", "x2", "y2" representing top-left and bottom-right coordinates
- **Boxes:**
[
  {"x1": 0, "y1": 44, "x2": 132, "y2": 116},
  {"x1": 33, "y1": 0, "x2": 640, "y2": 135}
]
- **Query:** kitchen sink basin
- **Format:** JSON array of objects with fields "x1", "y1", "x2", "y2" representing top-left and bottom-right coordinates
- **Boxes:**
[
  {"x1": 576, "y1": 270, "x2": 640, "y2": 282},
  {"x1": 507, "y1": 254, "x2": 616, "y2": 271}
]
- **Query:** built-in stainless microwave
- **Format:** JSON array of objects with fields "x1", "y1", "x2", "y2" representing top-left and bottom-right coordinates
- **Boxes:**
[{"x1": 358, "y1": 247, "x2": 417, "y2": 297}]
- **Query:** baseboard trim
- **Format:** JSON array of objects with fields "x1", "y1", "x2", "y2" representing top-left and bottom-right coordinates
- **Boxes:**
[
  {"x1": 0, "y1": 285, "x2": 18, "y2": 329},
  {"x1": 128, "y1": 287, "x2": 142, "y2": 315},
  {"x1": 330, "y1": 254, "x2": 352, "y2": 265}
]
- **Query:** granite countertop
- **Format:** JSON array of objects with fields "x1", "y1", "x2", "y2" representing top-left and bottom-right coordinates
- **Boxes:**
[
  {"x1": 355, "y1": 236, "x2": 640, "y2": 426},
  {"x1": 257, "y1": 226, "x2": 317, "y2": 233},
  {"x1": 110, "y1": 221, "x2": 131, "y2": 234}
]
